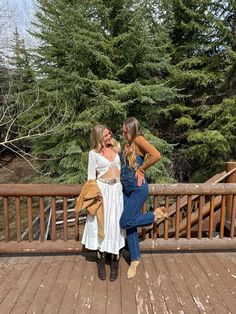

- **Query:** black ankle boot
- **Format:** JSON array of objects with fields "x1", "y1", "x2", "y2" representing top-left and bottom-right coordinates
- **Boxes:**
[
  {"x1": 97, "y1": 251, "x2": 106, "y2": 280},
  {"x1": 110, "y1": 254, "x2": 119, "y2": 281}
]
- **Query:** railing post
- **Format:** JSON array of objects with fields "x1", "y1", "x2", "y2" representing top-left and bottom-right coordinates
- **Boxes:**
[{"x1": 225, "y1": 161, "x2": 236, "y2": 235}]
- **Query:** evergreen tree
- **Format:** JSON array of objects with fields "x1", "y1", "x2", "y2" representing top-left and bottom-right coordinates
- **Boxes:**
[
  {"x1": 215, "y1": 0, "x2": 236, "y2": 97},
  {"x1": 0, "y1": 28, "x2": 43, "y2": 162},
  {"x1": 30, "y1": 0, "x2": 178, "y2": 183},
  {"x1": 0, "y1": 53, "x2": 8, "y2": 107},
  {"x1": 158, "y1": 0, "x2": 236, "y2": 181},
  {"x1": 8, "y1": 28, "x2": 35, "y2": 92},
  {"x1": 6, "y1": 28, "x2": 36, "y2": 149},
  {"x1": 184, "y1": 1, "x2": 236, "y2": 181}
]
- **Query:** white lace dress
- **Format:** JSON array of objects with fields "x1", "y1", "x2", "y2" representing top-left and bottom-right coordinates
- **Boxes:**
[{"x1": 81, "y1": 150, "x2": 125, "y2": 254}]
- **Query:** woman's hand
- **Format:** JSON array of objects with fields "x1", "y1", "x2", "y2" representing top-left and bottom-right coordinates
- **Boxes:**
[{"x1": 135, "y1": 170, "x2": 145, "y2": 187}]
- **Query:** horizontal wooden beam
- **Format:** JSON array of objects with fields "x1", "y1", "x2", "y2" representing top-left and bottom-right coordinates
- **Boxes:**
[
  {"x1": 140, "y1": 238, "x2": 236, "y2": 251},
  {"x1": 1, "y1": 183, "x2": 236, "y2": 197},
  {"x1": 148, "y1": 183, "x2": 236, "y2": 195},
  {"x1": 0, "y1": 238, "x2": 235, "y2": 254},
  {"x1": 0, "y1": 184, "x2": 83, "y2": 196},
  {"x1": 0, "y1": 240, "x2": 84, "y2": 254}
]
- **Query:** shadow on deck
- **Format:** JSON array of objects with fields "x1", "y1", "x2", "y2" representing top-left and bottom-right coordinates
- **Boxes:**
[{"x1": 0, "y1": 249, "x2": 236, "y2": 313}]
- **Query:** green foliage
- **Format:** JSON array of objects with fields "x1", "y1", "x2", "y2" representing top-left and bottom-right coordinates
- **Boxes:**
[
  {"x1": 0, "y1": 30, "x2": 38, "y2": 157},
  {"x1": 8, "y1": 28, "x2": 35, "y2": 92},
  {"x1": 175, "y1": 115, "x2": 196, "y2": 128},
  {"x1": 185, "y1": 95, "x2": 236, "y2": 181},
  {"x1": 6, "y1": 0, "x2": 236, "y2": 184},
  {"x1": 26, "y1": 0, "x2": 178, "y2": 183},
  {"x1": 143, "y1": 128, "x2": 175, "y2": 183},
  {"x1": 157, "y1": 0, "x2": 236, "y2": 181},
  {"x1": 186, "y1": 130, "x2": 231, "y2": 181}
]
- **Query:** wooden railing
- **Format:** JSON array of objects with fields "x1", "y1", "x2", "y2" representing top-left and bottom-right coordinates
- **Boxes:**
[
  {"x1": 147, "y1": 183, "x2": 236, "y2": 238},
  {"x1": 0, "y1": 180, "x2": 236, "y2": 253},
  {"x1": 148, "y1": 167, "x2": 236, "y2": 239}
]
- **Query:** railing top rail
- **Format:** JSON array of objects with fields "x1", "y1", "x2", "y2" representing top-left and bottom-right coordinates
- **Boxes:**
[
  {"x1": 149, "y1": 183, "x2": 236, "y2": 195},
  {"x1": 216, "y1": 167, "x2": 236, "y2": 183},
  {"x1": 0, "y1": 184, "x2": 83, "y2": 196},
  {"x1": 0, "y1": 183, "x2": 236, "y2": 196}
]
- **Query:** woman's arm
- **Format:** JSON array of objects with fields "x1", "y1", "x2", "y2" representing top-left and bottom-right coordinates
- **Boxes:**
[
  {"x1": 134, "y1": 135, "x2": 161, "y2": 176},
  {"x1": 87, "y1": 150, "x2": 97, "y2": 180}
]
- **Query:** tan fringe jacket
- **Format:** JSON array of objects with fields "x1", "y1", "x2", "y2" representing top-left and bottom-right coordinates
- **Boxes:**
[{"x1": 74, "y1": 180, "x2": 104, "y2": 239}]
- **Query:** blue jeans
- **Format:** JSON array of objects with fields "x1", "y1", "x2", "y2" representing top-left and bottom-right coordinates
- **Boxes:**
[{"x1": 120, "y1": 175, "x2": 154, "y2": 261}]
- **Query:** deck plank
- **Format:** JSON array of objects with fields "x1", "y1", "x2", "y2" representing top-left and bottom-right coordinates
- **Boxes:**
[
  {"x1": 10, "y1": 255, "x2": 54, "y2": 313},
  {"x1": 212, "y1": 253, "x2": 236, "y2": 295},
  {"x1": 0, "y1": 251, "x2": 235, "y2": 313},
  {"x1": 0, "y1": 255, "x2": 10, "y2": 269},
  {"x1": 163, "y1": 253, "x2": 199, "y2": 313},
  {"x1": 142, "y1": 253, "x2": 168, "y2": 313},
  {"x1": 120, "y1": 251, "x2": 138, "y2": 314},
  {"x1": 132, "y1": 257, "x2": 154, "y2": 314},
  {"x1": 42, "y1": 255, "x2": 75, "y2": 313},
  {"x1": 174, "y1": 253, "x2": 215, "y2": 313},
  {"x1": 152, "y1": 253, "x2": 185, "y2": 313},
  {"x1": 0, "y1": 256, "x2": 34, "y2": 306},
  {"x1": 215, "y1": 252, "x2": 236, "y2": 282},
  {"x1": 26, "y1": 255, "x2": 65, "y2": 313},
  {"x1": 58, "y1": 254, "x2": 86, "y2": 313},
  {"x1": 183, "y1": 253, "x2": 229, "y2": 313},
  {"x1": 0, "y1": 255, "x2": 17, "y2": 287},
  {"x1": 106, "y1": 256, "x2": 122, "y2": 314},
  {"x1": 90, "y1": 256, "x2": 108, "y2": 314},
  {"x1": 0, "y1": 256, "x2": 42, "y2": 313},
  {"x1": 195, "y1": 253, "x2": 236, "y2": 313},
  {"x1": 73, "y1": 254, "x2": 96, "y2": 313}
]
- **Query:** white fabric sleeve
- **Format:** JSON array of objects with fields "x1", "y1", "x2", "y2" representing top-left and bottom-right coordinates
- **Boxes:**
[{"x1": 87, "y1": 150, "x2": 96, "y2": 180}]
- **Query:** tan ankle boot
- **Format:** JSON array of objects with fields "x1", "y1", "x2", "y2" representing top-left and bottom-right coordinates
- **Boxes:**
[
  {"x1": 127, "y1": 261, "x2": 140, "y2": 279},
  {"x1": 154, "y1": 206, "x2": 168, "y2": 222}
]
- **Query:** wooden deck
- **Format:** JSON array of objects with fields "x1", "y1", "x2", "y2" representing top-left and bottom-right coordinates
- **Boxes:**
[{"x1": 0, "y1": 250, "x2": 236, "y2": 313}]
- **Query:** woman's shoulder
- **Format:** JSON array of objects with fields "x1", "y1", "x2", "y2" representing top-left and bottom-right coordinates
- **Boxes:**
[
  {"x1": 134, "y1": 134, "x2": 146, "y2": 145},
  {"x1": 135, "y1": 134, "x2": 145, "y2": 139},
  {"x1": 89, "y1": 149, "x2": 104, "y2": 160},
  {"x1": 89, "y1": 149, "x2": 98, "y2": 156}
]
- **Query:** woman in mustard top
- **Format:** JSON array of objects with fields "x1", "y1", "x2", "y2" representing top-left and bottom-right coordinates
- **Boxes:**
[{"x1": 120, "y1": 117, "x2": 166, "y2": 278}]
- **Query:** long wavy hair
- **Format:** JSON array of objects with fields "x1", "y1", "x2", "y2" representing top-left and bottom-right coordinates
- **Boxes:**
[
  {"x1": 123, "y1": 117, "x2": 144, "y2": 169},
  {"x1": 90, "y1": 124, "x2": 120, "y2": 153}
]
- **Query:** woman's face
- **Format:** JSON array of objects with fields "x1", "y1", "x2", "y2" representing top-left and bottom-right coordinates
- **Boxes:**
[
  {"x1": 121, "y1": 124, "x2": 129, "y2": 141},
  {"x1": 101, "y1": 128, "x2": 112, "y2": 147}
]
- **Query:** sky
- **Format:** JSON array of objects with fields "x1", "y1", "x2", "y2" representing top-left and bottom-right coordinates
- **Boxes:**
[{"x1": 4, "y1": 0, "x2": 37, "y2": 48}]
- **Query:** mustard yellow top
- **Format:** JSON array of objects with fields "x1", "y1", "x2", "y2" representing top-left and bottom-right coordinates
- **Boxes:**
[{"x1": 134, "y1": 135, "x2": 161, "y2": 176}]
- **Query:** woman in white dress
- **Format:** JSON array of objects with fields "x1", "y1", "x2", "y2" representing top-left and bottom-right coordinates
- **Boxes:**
[{"x1": 81, "y1": 124, "x2": 125, "y2": 281}]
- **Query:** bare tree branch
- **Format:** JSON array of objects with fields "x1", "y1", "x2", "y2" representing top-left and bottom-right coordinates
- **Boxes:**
[
  {"x1": 3, "y1": 143, "x2": 47, "y2": 175},
  {"x1": 0, "y1": 82, "x2": 69, "y2": 174}
]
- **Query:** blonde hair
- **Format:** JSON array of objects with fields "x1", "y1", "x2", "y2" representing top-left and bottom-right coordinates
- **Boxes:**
[
  {"x1": 90, "y1": 124, "x2": 120, "y2": 153},
  {"x1": 123, "y1": 117, "x2": 143, "y2": 169}
]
